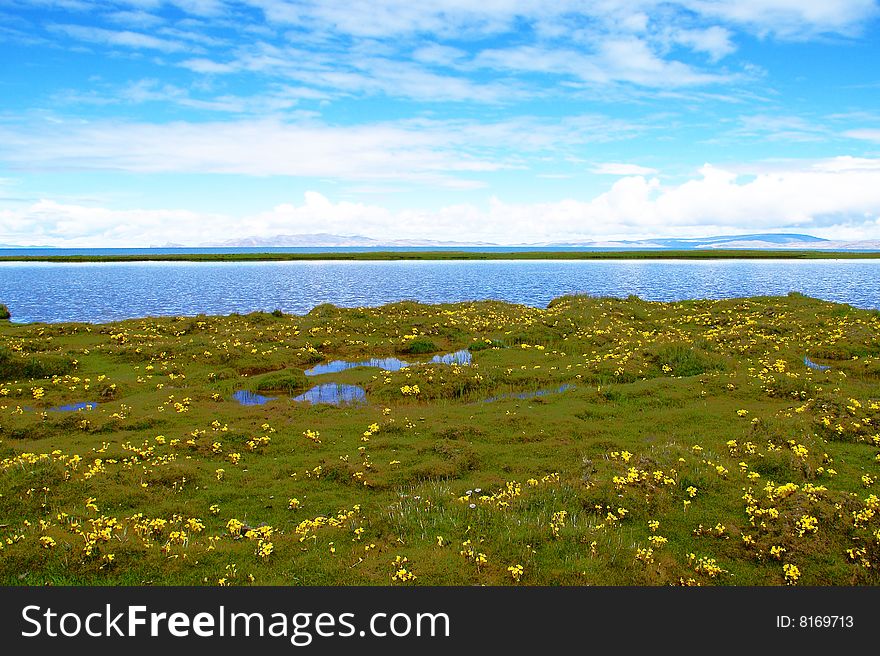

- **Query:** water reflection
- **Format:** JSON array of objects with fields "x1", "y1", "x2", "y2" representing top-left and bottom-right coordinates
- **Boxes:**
[
  {"x1": 804, "y1": 356, "x2": 831, "y2": 372},
  {"x1": 292, "y1": 384, "x2": 366, "y2": 405},
  {"x1": 304, "y1": 350, "x2": 471, "y2": 375},
  {"x1": 305, "y1": 357, "x2": 410, "y2": 375},
  {"x1": 429, "y1": 350, "x2": 472, "y2": 365},
  {"x1": 481, "y1": 383, "x2": 574, "y2": 403},
  {"x1": 49, "y1": 402, "x2": 98, "y2": 411},
  {"x1": 233, "y1": 390, "x2": 277, "y2": 406}
]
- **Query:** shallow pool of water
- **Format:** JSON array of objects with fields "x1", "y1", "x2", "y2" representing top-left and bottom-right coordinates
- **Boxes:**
[
  {"x1": 232, "y1": 390, "x2": 277, "y2": 406},
  {"x1": 292, "y1": 384, "x2": 366, "y2": 405},
  {"x1": 49, "y1": 401, "x2": 99, "y2": 411},
  {"x1": 305, "y1": 357, "x2": 412, "y2": 376},
  {"x1": 481, "y1": 383, "x2": 575, "y2": 403},
  {"x1": 304, "y1": 350, "x2": 472, "y2": 375},
  {"x1": 429, "y1": 350, "x2": 472, "y2": 366},
  {"x1": 803, "y1": 356, "x2": 831, "y2": 372}
]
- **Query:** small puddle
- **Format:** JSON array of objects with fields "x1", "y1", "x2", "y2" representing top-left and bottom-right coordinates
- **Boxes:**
[
  {"x1": 49, "y1": 402, "x2": 99, "y2": 412},
  {"x1": 292, "y1": 384, "x2": 366, "y2": 405},
  {"x1": 804, "y1": 356, "x2": 830, "y2": 372},
  {"x1": 305, "y1": 357, "x2": 411, "y2": 376},
  {"x1": 234, "y1": 384, "x2": 367, "y2": 406},
  {"x1": 304, "y1": 350, "x2": 472, "y2": 376},
  {"x1": 233, "y1": 390, "x2": 278, "y2": 406},
  {"x1": 481, "y1": 384, "x2": 575, "y2": 403},
  {"x1": 429, "y1": 350, "x2": 472, "y2": 366}
]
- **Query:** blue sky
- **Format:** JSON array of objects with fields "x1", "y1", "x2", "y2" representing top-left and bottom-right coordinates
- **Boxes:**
[{"x1": 1, "y1": 0, "x2": 880, "y2": 246}]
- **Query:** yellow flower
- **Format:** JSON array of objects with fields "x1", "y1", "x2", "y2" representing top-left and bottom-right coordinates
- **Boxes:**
[
  {"x1": 507, "y1": 564, "x2": 524, "y2": 582},
  {"x1": 635, "y1": 547, "x2": 654, "y2": 563},
  {"x1": 648, "y1": 535, "x2": 668, "y2": 547},
  {"x1": 795, "y1": 515, "x2": 818, "y2": 537},
  {"x1": 256, "y1": 540, "x2": 273, "y2": 559},
  {"x1": 226, "y1": 518, "x2": 244, "y2": 537},
  {"x1": 783, "y1": 563, "x2": 800, "y2": 585}
]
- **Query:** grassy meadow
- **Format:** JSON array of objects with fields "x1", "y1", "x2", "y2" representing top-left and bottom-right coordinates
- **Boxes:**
[{"x1": 1, "y1": 293, "x2": 879, "y2": 586}]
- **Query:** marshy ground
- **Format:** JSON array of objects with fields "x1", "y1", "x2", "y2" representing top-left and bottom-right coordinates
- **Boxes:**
[{"x1": 1, "y1": 293, "x2": 878, "y2": 586}]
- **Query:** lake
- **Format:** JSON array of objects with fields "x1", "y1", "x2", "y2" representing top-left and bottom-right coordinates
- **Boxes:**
[{"x1": 1, "y1": 259, "x2": 878, "y2": 323}]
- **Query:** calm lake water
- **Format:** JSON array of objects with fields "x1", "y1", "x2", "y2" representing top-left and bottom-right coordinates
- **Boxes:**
[{"x1": 0, "y1": 259, "x2": 878, "y2": 323}]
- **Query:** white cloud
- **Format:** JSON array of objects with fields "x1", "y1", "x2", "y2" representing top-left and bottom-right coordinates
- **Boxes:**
[
  {"x1": 242, "y1": 1, "x2": 878, "y2": 41},
  {"x1": 173, "y1": 42, "x2": 522, "y2": 102},
  {"x1": 49, "y1": 23, "x2": 191, "y2": 52},
  {"x1": 592, "y1": 163, "x2": 659, "y2": 175},
  {"x1": 4, "y1": 157, "x2": 880, "y2": 246},
  {"x1": 668, "y1": 26, "x2": 736, "y2": 61},
  {"x1": 597, "y1": 37, "x2": 730, "y2": 86},
  {"x1": 844, "y1": 128, "x2": 880, "y2": 142},
  {"x1": 168, "y1": 0, "x2": 227, "y2": 17},
  {"x1": 684, "y1": 0, "x2": 879, "y2": 38},
  {"x1": 724, "y1": 114, "x2": 831, "y2": 142},
  {"x1": 811, "y1": 156, "x2": 880, "y2": 171},
  {"x1": 411, "y1": 43, "x2": 469, "y2": 67},
  {"x1": 178, "y1": 57, "x2": 239, "y2": 74},
  {"x1": 0, "y1": 118, "x2": 495, "y2": 185},
  {"x1": 21, "y1": 0, "x2": 876, "y2": 112},
  {"x1": 26, "y1": 0, "x2": 877, "y2": 40},
  {"x1": 0, "y1": 114, "x2": 647, "y2": 184},
  {"x1": 473, "y1": 37, "x2": 733, "y2": 88},
  {"x1": 105, "y1": 10, "x2": 165, "y2": 29},
  {"x1": 28, "y1": 1, "x2": 864, "y2": 111}
]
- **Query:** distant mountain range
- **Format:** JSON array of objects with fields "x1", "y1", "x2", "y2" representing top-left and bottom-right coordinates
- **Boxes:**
[
  {"x1": 205, "y1": 233, "x2": 497, "y2": 248},
  {"x1": 195, "y1": 232, "x2": 880, "y2": 250},
  {"x1": 538, "y1": 233, "x2": 880, "y2": 250},
  {"x1": 9, "y1": 233, "x2": 879, "y2": 251}
]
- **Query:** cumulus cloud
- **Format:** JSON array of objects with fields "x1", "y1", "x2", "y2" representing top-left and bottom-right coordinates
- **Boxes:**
[{"x1": 3, "y1": 157, "x2": 880, "y2": 246}]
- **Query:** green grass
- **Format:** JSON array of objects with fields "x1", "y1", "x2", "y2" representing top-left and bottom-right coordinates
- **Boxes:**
[
  {"x1": 400, "y1": 338, "x2": 439, "y2": 355},
  {"x1": 0, "y1": 293, "x2": 879, "y2": 587},
  {"x1": 251, "y1": 370, "x2": 309, "y2": 394}
]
